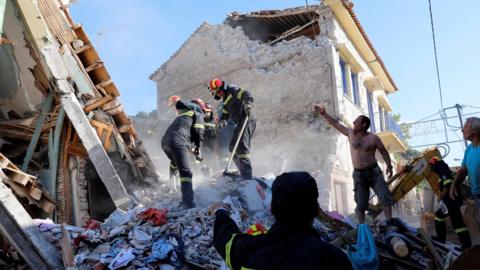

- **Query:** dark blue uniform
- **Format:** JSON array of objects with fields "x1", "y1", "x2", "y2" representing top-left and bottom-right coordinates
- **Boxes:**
[
  {"x1": 431, "y1": 160, "x2": 471, "y2": 249},
  {"x1": 220, "y1": 84, "x2": 256, "y2": 179},
  {"x1": 161, "y1": 100, "x2": 204, "y2": 208},
  {"x1": 213, "y1": 209, "x2": 352, "y2": 270}
]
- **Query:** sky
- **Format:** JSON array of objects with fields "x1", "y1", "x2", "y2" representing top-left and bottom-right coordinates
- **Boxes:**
[{"x1": 69, "y1": 0, "x2": 480, "y2": 165}]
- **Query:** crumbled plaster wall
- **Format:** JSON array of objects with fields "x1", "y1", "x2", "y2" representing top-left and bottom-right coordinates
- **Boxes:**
[
  {"x1": 0, "y1": 0, "x2": 44, "y2": 118},
  {"x1": 151, "y1": 7, "x2": 363, "y2": 211}
]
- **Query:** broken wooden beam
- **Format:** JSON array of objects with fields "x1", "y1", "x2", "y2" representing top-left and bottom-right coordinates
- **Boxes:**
[
  {"x1": 84, "y1": 60, "x2": 103, "y2": 73},
  {"x1": 60, "y1": 89, "x2": 129, "y2": 210},
  {"x1": 0, "y1": 180, "x2": 62, "y2": 269},
  {"x1": 83, "y1": 95, "x2": 113, "y2": 113},
  {"x1": 418, "y1": 228, "x2": 444, "y2": 270},
  {"x1": 19, "y1": 0, "x2": 129, "y2": 210},
  {"x1": 73, "y1": 44, "x2": 91, "y2": 54},
  {"x1": 60, "y1": 225, "x2": 74, "y2": 268},
  {"x1": 3, "y1": 167, "x2": 32, "y2": 186}
]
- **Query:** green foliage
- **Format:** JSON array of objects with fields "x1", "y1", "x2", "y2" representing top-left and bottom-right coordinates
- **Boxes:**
[
  {"x1": 392, "y1": 113, "x2": 412, "y2": 146},
  {"x1": 392, "y1": 113, "x2": 420, "y2": 162}
]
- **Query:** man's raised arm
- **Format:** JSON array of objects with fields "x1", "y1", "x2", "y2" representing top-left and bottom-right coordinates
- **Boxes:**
[{"x1": 314, "y1": 103, "x2": 349, "y2": 136}]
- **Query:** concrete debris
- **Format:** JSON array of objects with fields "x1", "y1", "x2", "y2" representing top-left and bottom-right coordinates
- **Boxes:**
[
  {"x1": 0, "y1": 1, "x2": 477, "y2": 269},
  {"x1": 31, "y1": 175, "x2": 276, "y2": 269},
  {"x1": 15, "y1": 173, "x2": 464, "y2": 269}
]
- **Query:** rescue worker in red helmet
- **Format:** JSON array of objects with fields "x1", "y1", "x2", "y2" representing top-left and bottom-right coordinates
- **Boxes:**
[
  {"x1": 162, "y1": 96, "x2": 204, "y2": 208},
  {"x1": 429, "y1": 157, "x2": 471, "y2": 249},
  {"x1": 169, "y1": 95, "x2": 203, "y2": 115},
  {"x1": 208, "y1": 78, "x2": 256, "y2": 180},
  {"x1": 168, "y1": 95, "x2": 181, "y2": 107}
]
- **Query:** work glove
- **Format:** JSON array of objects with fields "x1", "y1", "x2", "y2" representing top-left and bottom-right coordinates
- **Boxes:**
[
  {"x1": 193, "y1": 147, "x2": 202, "y2": 161},
  {"x1": 244, "y1": 103, "x2": 253, "y2": 116}
]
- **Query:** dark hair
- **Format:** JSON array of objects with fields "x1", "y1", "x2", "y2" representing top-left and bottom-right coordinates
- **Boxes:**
[
  {"x1": 359, "y1": 115, "x2": 371, "y2": 131},
  {"x1": 271, "y1": 172, "x2": 319, "y2": 226}
]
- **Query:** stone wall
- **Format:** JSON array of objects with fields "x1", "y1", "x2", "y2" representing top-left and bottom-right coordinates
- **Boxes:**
[{"x1": 149, "y1": 5, "x2": 392, "y2": 213}]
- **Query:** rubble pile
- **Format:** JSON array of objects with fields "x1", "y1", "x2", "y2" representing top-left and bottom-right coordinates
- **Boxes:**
[
  {"x1": 31, "y1": 173, "x2": 467, "y2": 269},
  {"x1": 372, "y1": 219, "x2": 462, "y2": 269},
  {"x1": 34, "y1": 175, "x2": 277, "y2": 269}
]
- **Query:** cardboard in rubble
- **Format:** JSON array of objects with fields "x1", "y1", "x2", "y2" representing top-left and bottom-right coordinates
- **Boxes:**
[{"x1": 31, "y1": 174, "x2": 467, "y2": 269}]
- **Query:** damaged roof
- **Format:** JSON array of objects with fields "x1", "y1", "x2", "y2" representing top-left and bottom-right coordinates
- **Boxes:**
[
  {"x1": 150, "y1": 1, "x2": 397, "y2": 92},
  {"x1": 225, "y1": 5, "x2": 320, "y2": 43},
  {"x1": 226, "y1": 1, "x2": 397, "y2": 91}
]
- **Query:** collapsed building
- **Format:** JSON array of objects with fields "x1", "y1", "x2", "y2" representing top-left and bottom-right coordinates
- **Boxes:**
[
  {"x1": 149, "y1": 0, "x2": 407, "y2": 214},
  {"x1": 0, "y1": 0, "x2": 158, "y2": 265},
  {"x1": 0, "y1": 0, "x2": 477, "y2": 269}
]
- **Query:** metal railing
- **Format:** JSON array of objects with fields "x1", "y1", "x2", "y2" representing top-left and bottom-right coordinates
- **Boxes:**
[
  {"x1": 372, "y1": 112, "x2": 404, "y2": 140},
  {"x1": 384, "y1": 113, "x2": 404, "y2": 140}
]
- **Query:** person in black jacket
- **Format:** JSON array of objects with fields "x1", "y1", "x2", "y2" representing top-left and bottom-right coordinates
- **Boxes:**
[
  {"x1": 210, "y1": 172, "x2": 353, "y2": 270},
  {"x1": 208, "y1": 78, "x2": 256, "y2": 180},
  {"x1": 429, "y1": 157, "x2": 471, "y2": 249},
  {"x1": 162, "y1": 97, "x2": 204, "y2": 208}
]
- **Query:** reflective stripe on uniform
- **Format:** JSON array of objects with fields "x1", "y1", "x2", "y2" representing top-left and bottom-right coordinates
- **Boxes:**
[
  {"x1": 222, "y1": 109, "x2": 229, "y2": 114},
  {"x1": 193, "y1": 123, "x2": 204, "y2": 129},
  {"x1": 443, "y1": 179, "x2": 453, "y2": 185},
  {"x1": 204, "y1": 123, "x2": 216, "y2": 128},
  {"x1": 237, "y1": 89, "x2": 244, "y2": 99},
  {"x1": 180, "y1": 177, "x2": 192, "y2": 182},
  {"x1": 435, "y1": 217, "x2": 446, "y2": 222},
  {"x1": 178, "y1": 111, "x2": 194, "y2": 117},
  {"x1": 170, "y1": 164, "x2": 177, "y2": 169},
  {"x1": 241, "y1": 267, "x2": 254, "y2": 270},
  {"x1": 454, "y1": 227, "x2": 468, "y2": 234},
  {"x1": 225, "y1": 234, "x2": 237, "y2": 269},
  {"x1": 224, "y1": 94, "x2": 233, "y2": 106},
  {"x1": 236, "y1": 153, "x2": 251, "y2": 159}
]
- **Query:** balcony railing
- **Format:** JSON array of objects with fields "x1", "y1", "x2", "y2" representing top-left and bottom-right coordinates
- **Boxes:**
[
  {"x1": 374, "y1": 112, "x2": 404, "y2": 140},
  {"x1": 385, "y1": 113, "x2": 404, "y2": 140},
  {"x1": 385, "y1": 113, "x2": 403, "y2": 140}
]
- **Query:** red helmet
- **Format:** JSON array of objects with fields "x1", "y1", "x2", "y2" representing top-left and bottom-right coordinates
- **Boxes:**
[
  {"x1": 208, "y1": 78, "x2": 223, "y2": 92},
  {"x1": 191, "y1": 98, "x2": 205, "y2": 107},
  {"x1": 191, "y1": 98, "x2": 206, "y2": 110},
  {"x1": 429, "y1": 156, "x2": 440, "y2": 165},
  {"x1": 168, "y1": 95, "x2": 180, "y2": 107},
  {"x1": 191, "y1": 98, "x2": 213, "y2": 114}
]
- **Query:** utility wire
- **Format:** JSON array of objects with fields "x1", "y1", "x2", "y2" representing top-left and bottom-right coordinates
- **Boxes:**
[
  {"x1": 428, "y1": 0, "x2": 448, "y2": 142},
  {"x1": 415, "y1": 110, "x2": 441, "y2": 123},
  {"x1": 428, "y1": 0, "x2": 445, "y2": 112},
  {"x1": 464, "y1": 105, "x2": 480, "y2": 110},
  {"x1": 411, "y1": 139, "x2": 465, "y2": 149},
  {"x1": 406, "y1": 111, "x2": 480, "y2": 125}
]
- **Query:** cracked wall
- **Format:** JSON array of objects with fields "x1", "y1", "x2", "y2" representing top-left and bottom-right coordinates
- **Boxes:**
[
  {"x1": 149, "y1": 6, "x2": 383, "y2": 213},
  {"x1": 0, "y1": 0, "x2": 45, "y2": 118}
]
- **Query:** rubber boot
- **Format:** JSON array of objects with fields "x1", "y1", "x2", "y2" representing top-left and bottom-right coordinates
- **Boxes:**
[
  {"x1": 434, "y1": 219, "x2": 447, "y2": 243},
  {"x1": 457, "y1": 230, "x2": 472, "y2": 250},
  {"x1": 181, "y1": 181, "x2": 195, "y2": 209},
  {"x1": 233, "y1": 156, "x2": 252, "y2": 180}
]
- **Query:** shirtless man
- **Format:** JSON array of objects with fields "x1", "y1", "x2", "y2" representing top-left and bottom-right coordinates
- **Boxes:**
[{"x1": 314, "y1": 104, "x2": 394, "y2": 224}]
